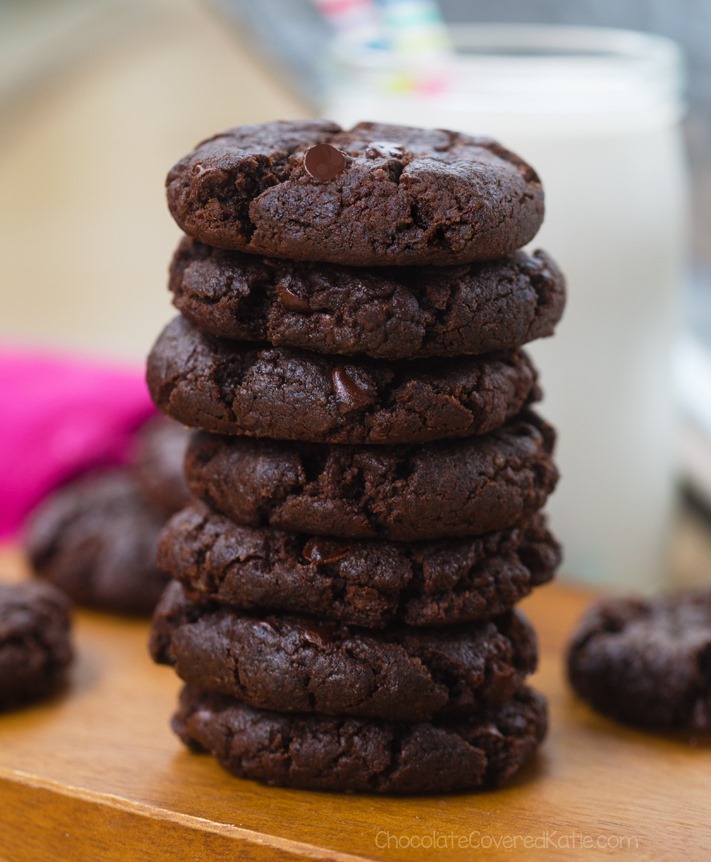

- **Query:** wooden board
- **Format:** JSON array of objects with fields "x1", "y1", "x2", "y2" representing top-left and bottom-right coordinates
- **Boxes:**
[{"x1": 0, "y1": 547, "x2": 708, "y2": 862}]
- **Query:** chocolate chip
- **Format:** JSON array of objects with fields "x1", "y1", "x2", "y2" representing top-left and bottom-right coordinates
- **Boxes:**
[
  {"x1": 277, "y1": 282, "x2": 311, "y2": 313},
  {"x1": 303, "y1": 143, "x2": 346, "y2": 180},
  {"x1": 300, "y1": 620, "x2": 341, "y2": 647},
  {"x1": 332, "y1": 366, "x2": 376, "y2": 414},
  {"x1": 302, "y1": 538, "x2": 350, "y2": 566}
]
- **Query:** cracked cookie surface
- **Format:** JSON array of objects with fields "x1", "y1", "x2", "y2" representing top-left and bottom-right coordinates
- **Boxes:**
[
  {"x1": 567, "y1": 590, "x2": 711, "y2": 730},
  {"x1": 169, "y1": 238, "x2": 565, "y2": 360},
  {"x1": 151, "y1": 581, "x2": 537, "y2": 721},
  {"x1": 159, "y1": 504, "x2": 560, "y2": 628},
  {"x1": 148, "y1": 315, "x2": 539, "y2": 444},
  {"x1": 0, "y1": 581, "x2": 73, "y2": 709},
  {"x1": 184, "y1": 413, "x2": 558, "y2": 541},
  {"x1": 166, "y1": 120, "x2": 544, "y2": 266},
  {"x1": 173, "y1": 684, "x2": 547, "y2": 793}
]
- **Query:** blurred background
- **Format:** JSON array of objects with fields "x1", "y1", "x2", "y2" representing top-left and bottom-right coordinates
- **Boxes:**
[{"x1": 1, "y1": 0, "x2": 710, "y2": 588}]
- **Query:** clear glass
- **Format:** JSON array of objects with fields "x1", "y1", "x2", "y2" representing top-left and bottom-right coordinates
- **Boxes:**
[{"x1": 324, "y1": 25, "x2": 688, "y2": 590}]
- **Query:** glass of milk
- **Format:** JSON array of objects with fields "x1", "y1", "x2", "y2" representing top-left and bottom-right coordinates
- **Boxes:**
[{"x1": 323, "y1": 25, "x2": 688, "y2": 589}]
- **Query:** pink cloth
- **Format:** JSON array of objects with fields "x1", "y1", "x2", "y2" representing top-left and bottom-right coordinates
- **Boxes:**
[{"x1": 0, "y1": 348, "x2": 156, "y2": 539}]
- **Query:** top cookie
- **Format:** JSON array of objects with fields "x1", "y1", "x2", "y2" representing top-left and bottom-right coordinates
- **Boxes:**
[{"x1": 166, "y1": 120, "x2": 544, "y2": 266}]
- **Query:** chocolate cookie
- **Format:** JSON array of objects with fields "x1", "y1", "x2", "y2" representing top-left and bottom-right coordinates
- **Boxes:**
[
  {"x1": 133, "y1": 416, "x2": 191, "y2": 515},
  {"x1": 567, "y1": 590, "x2": 711, "y2": 730},
  {"x1": 170, "y1": 238, "x2": 565, "y2": 360},
  {"x1": 184, "y1": 414, "x2": 557, "y2": 540},
  {"x1": 151, "y1": 582, "x2": 537, "y2": 721},
  {"x1": 0, "y1": 581, "x2": 72, "y2": 709},
  {"x1": 173, "y1": 684, "x2": 547, "y2": 793},
  {"x1": 148, "y1": 316, "x2": 539, "y2": 445},
  {"x1": 166, "y1": 120, "x2": 544, "y2": 266},
  {"x1": 159, "y1": 504, "x2": 560, "y2": 628},
  {"x1": 25, "y1": 472, "x2": 168, "y2": 616}
]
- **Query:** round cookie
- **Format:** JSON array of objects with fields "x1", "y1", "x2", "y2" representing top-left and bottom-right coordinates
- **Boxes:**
[
  {"x1": 184, "y1": 413, "x2": 558, "y2": 541},
  {"x1": 0, "y1": 581, "x2": 72, "y2": 710},
  {"x1": 567, "y1": 590, "x2": 711, "y2": 730},
  {"x1": 173, "y1": 684, "x2": 547, "y2": 794},
  {"x1": 133, "y1": 416, "x2": 191, "y2": 515},
  {"x1": 25, "y1": 472, "x2": 168, "y2": 616},
  {"x1": 151, "y1": 582, "x2": 537, "y2": 722},
  {"x1": 148, "y1": 316, "x2": 539, "y2": 445},
  {"x1": 166, "y1": 120, "x2": 544, "y2": 267},
  {"x1": 169, "y1": 238, "x2": 566, "y2": 360},
  {"x1": 159, "y1": 504, "x2": 560, "y2": 628}
]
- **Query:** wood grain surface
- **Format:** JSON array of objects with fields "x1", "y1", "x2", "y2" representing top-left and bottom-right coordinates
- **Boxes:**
[{"x1": 0, "y1": 547, "x2": 709, "y2": 861}]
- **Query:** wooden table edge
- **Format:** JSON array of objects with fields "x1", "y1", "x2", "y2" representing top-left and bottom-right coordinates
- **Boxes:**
[{"x1": 0, "y1": 768, "x2": 372, "y2": 862}]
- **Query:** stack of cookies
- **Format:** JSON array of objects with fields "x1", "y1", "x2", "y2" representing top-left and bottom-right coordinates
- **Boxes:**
[{"x1": 147, "y1": 121, "x2": 565, "y2": 794}]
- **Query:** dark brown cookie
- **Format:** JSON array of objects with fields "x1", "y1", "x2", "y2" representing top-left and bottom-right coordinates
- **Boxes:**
[
  {"x1": 151, "y1": 582, "x2": 537, "y2": 721},
  {"x1": 169, "y1": 238, "x2": 565, "y2": 360},
  {"x1": 133, "y1": 416, "x2": 191, "y2": 515},
  {"x1": 25, "y1": 472, "x2": 168, "y2": 616},
  {"x1": 184, "y1": 414, "x2": 557, "y2": 541},
  {"x1": 159, "y1": 504, "x2": 560, "y2": 628},
  {"x1": 147, "y1": 316, "x2": 539, "y2": 445},
  {"x1": 172, "y1": 684, "x2": 547, "y2": 793},
  {"x1": 567, "y1": 590, "x2": 711, "y2": 730},
  {"x1": 0, "y1": 580, "x2": 72, "y2": 709},
  {"x1": 166, "y1": 120, "x2": 544, "y2": 266}
]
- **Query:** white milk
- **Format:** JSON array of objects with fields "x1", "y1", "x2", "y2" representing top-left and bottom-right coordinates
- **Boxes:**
[{"x1": 324, "y1": 26, "x2": 688, "y2": 588}]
